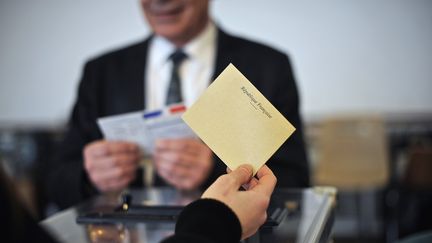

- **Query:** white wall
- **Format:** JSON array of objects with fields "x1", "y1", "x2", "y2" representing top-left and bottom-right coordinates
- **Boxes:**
[{"x1": 1, "y1": 0, "x2": 431, "y2": 125}]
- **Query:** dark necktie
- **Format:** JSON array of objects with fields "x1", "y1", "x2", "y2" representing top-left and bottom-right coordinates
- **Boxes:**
[{"x1": 166, "y1": 49, "x2": 187, "y2": 105}]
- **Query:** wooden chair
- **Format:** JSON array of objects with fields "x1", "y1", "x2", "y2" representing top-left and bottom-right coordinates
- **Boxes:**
[
  {"x1": 314, "y1": 116, "x2": 389, "y2": 189},
  {"x1": 313, "y1": 116, "x2": 390, "y2": 238}
]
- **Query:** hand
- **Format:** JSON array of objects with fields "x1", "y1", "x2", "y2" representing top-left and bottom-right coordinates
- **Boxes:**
[
  {"x1": 153, "y1": 138, "x2": 213, "y2": 191},
  {"x1": 202, "y1": 164, "x2": 277, "y2": 240},
  {"x1": 83, "y1": 140, "x2": 140, "y2": 192}
]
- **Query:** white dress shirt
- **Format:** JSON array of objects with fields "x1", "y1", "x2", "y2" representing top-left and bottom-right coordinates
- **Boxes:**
[{"x1": 145, "y1": 21, "x2": 217, "y2": 110}]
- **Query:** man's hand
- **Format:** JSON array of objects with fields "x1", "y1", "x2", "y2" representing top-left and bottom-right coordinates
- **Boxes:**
[
  {"x1": 153, "y1": 138, "x2": 213, "y2": 191},
  {"x1": 84, "y1": 140, "x2": 140, "y2": 192},
  {"x1": 202, "y1": 164, "x2": 277, "y2": 240}
]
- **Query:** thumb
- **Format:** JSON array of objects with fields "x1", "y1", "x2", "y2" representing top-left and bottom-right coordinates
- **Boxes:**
[{"x1": 228, "y1": 164, "x2": 253, "y2": 187}]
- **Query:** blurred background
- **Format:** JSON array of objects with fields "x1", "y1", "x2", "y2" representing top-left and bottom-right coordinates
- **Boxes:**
[{"x1": 1, "y1": 0, "x2": 431, "y2": 242}]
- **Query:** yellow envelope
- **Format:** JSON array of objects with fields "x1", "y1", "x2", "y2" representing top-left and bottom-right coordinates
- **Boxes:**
[{"x1": 182, "y1": 64, "x2": 296, "y2": 175}]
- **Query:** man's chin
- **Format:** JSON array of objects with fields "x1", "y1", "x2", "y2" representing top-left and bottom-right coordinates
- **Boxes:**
[{"x1": 155, "y1": 28, "x2": 187, "y2": 43}]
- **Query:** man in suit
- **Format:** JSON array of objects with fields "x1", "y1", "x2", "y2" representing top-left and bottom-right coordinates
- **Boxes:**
[{"x1": 47, "y1": 0, "x2": 309, "y2": 209}]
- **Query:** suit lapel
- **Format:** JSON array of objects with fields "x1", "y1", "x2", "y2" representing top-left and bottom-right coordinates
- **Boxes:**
[
  {"x1": 212, "y1": 29, "x2": 235, "y2": 81},
  {"x1": 118, "y1": 37, "x2": 151, "y2": 112}
]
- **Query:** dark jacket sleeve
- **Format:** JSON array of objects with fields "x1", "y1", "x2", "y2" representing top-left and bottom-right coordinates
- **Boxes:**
[
  {"x1": 46, "y1": 60, "x2": 102, "y2": 209},
  {"x1": 46, "y1": 41, "x2": 149, "y2": 209},
  {"x1": 161, "y1": 199, "x2": 242, "y2": 243},
  {"x1": 267, "y1": 54, "x2": 310, "y2": 188}
]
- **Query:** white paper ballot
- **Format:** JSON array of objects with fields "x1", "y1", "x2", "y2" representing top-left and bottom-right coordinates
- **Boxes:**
[
  {"x1": 98, "y1": 111, "x2": 153, "y2": 153},
  {"x1": 97, "y1": 104, "x2": 196, "y2": 156}
]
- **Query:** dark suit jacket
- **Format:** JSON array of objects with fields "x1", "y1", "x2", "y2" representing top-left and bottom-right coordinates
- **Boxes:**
[{"x1": 47, "y1": 29, "x2": 310, "y2": 209}]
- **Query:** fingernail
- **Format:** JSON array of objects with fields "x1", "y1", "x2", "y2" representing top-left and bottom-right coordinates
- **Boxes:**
[{"x1": 242, "y1": 183, "x2": 250, "y2": 190}]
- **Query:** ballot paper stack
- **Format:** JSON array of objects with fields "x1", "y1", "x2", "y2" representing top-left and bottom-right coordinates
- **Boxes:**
[{"x1": 97, "y1": 104, "x2": 196, "y2": 157}]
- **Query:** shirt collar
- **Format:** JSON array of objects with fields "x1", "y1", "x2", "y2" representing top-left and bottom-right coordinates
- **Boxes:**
[
  {"x1": 183, "y1": 21, "x2": 217, "y2": 63},
  {"x1": 149, "y1": 21, "x2": 217, "y2": 68}
]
